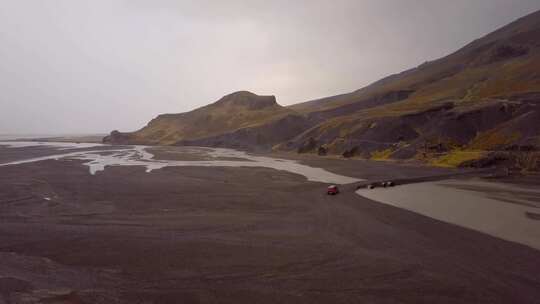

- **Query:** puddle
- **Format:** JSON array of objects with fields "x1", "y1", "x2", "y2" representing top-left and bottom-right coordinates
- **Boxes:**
[
  {"x1": 357, "y1": 179, "x2": 540, "y2": 250},
  {"x1": 0, "y1": 142, "x2": 361, "y2": 185}
]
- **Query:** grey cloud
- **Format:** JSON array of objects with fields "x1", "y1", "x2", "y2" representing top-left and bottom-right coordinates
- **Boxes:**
[{"x1": 1, "y1": 0, "x2": 539, "y2": 134}]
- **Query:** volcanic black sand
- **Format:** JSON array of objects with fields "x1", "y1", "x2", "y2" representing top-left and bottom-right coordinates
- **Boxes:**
[{"x1": 1, "y1": 146, "x2": 540, "y2": 303}]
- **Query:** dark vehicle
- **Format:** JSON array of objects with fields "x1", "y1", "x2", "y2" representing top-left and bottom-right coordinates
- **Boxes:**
[
  {"x1": 327, "y1": 185, "x2": 339, "y2": 195},
  {"x1": 382, "y1": 181, "x2": 395, "y2": 187}
]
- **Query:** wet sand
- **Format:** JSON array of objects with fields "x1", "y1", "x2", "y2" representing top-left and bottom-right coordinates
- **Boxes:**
[
  {"x1": 148, "y1": 146, "x2": 251, "y2": 162},
  {"x1": 1, "y1": 145, "x2": 540, "y2": 303}
]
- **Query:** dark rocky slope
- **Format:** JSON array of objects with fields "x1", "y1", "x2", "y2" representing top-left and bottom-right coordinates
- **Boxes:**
[{"x1": 280, "y1": 9, "x2": 540, "y2": 168}]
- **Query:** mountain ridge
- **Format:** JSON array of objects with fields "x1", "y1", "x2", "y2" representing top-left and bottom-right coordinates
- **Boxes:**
[{"x1": 105, "y1": 9, "x2": 540, "y2": 169}]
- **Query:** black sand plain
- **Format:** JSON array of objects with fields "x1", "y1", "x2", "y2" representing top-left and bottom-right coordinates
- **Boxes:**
[{"x1": 1, "y1": 145, "x2": 540, "y2": 303}]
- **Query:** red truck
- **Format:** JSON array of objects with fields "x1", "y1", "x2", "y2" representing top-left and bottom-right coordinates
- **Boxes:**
[{"x1": 327, "y1": 185, "x2": 339, "y2": 195}]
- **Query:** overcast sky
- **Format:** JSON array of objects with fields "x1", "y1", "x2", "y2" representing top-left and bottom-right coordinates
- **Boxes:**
[{"x1": 1, "y1": 0, "x2": 539, "y2": 134}]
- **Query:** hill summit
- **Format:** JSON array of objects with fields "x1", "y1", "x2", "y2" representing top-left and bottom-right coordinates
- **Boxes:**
[
  {"x1": 214, "y1": 91, "x2": 278, "y2": 110},
  {"x1": 103, "y1": 91, "x2": 311, "y2": 149}
]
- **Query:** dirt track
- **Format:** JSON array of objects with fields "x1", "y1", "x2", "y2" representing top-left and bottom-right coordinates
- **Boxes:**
[{"x1": 1, "y1": 147, "x2": 540, "y2": 303}]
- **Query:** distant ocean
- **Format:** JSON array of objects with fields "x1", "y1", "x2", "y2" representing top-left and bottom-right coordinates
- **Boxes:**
[
  {"x1": 0, "y1": 134, "x2": 104, "y2": 141},
  {"x1": 0, "y1": 134, "x2": 52, "y2": 141}
]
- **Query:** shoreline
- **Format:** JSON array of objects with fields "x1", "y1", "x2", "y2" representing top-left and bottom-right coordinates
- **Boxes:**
[{"x1": 6, "y1": 135, "x2": 535, "y2": 183}]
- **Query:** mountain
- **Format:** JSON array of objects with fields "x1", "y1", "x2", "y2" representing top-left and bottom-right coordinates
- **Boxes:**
[
  {"x1": 291, "y1": 9, "x2": 540, "y2": 114},
  {"x1": 103, "y1": 91, "x2": 311, "y2": 150},
  {"x1": 280, "y1": 9, "x2": 540, "y2": 168},
  {"x1": 105, "y1": 10, "x2": 540, "y2": 169}
]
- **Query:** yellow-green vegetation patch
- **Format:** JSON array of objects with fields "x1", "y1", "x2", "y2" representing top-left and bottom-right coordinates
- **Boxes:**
[
  {"x1": 370, "y1": 148, "x2": 395, "y2": 161},
  {"x1": 430, "y1": 150, "x2": 486, "y2": 167},
  {"x1": 469, "y1": 131, "x2": 521, "y2": 150}
]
